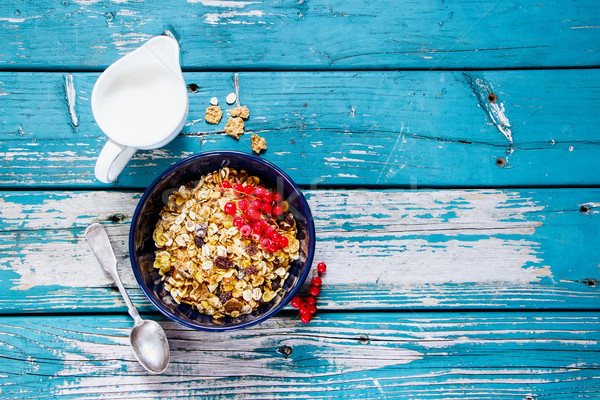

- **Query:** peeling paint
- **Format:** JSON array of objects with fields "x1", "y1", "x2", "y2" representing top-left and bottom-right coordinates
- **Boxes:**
[
  {"x1": 464, "y1": 73, "x2": 513, "y2": 144},
  {"x1": 0, "y1": 16, "x2": 42, "y2": 23},
  {"x1": 202, "y1": 10, "x2": 264, "y2": 24},
  {"x1": 110, "y1": 32, "x2": 153, "y2": 53},
  {"x1": 233, "y1": 72, "x2": 240, "y2": 107},
  {"x1": 188, "y1": 0, "x2": 259, "y2": 6},
  {"x1": 64, "y1": 74, "x2": 79, "y2": 130}
]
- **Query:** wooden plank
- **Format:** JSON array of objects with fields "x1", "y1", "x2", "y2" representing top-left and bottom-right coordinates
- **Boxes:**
[
  {"x1": 1, "y1": 312, "x2": 598, "y2": 399},
  {"x1": 1, "y1": 189, "x2": 598, "y2": 313},
  {"x1": 0, "y1": 1, "x2": 599, "y2": 70},
  {"x1": 1, "y1": 69, "x2": 600, "y2": 188}
]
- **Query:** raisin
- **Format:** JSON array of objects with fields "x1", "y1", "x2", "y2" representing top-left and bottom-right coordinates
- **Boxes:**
[
  {"x1": 215, "y1": 256, "x2": 233, "y2": 269},
  {"x1": 223, "y1": 298, "x2": 243, "y2": 313},
  {"x1": 194, "y1": 235, "x2": 205, "y2": 248},
  {"x1": 194, "y1": 223, "x2": 208, "y2": 238},
  {"x1": 245, "y1": 244, "x2": 258, "y2": 256},
  {"x1": 185, "y1": 181, "x2": 196, "y2": 189},
  {"x1": 219, "y1": 291, "x2": 232, "y2": 304},
  {"x1": 271, "y1": 278, "x2": 283, "y2": 290},
  {"x1": 277, "y1": 214, "x2": 294, "y2": 230},
  {"x1": 244, "y1": 266, "x2": 259, "y2": 275}
]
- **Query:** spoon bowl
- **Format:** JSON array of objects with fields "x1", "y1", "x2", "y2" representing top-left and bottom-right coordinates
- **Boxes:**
[{"x1": 130, "y1": 320, "x2": 170, "y2": 374}]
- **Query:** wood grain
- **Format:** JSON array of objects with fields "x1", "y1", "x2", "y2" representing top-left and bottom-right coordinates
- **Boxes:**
[
  {"x1": 1, "y1": 189, "x2": 598, "y2": 313},
  {"x1": 1, "y1": 70, "x2": 600, "y2": 188},
  {"x1": 1, "y1": 312, "x2": 598, "y2": 399},
  {"x1": 0, "y1": 0, "x2": 599, "y2": 70}
]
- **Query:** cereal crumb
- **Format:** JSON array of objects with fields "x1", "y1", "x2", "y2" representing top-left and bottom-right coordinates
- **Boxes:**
[
  {"x1": 226, "y1": 93, "x2": 237, "y2": 105},
  {"x1": 251, "y1": 134, "x2": 267, "y2": 154},
  {"x1": 230, "y1": 106, "x2": 250, "y2": 119},
  {"x1": 224, "y1": 117, "x2": 244, "y2": 139},
  {"x1": 210, "y1": 97, "x2": 218, "y2": 106},
  {"x1": 205, "y1": 106, "x2": 222, "y2": 124}
]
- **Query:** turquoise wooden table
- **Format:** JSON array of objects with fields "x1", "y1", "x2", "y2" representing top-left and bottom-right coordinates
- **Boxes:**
[{"x1": 1, "y1": 1, "x2": 600, "y2": 398}]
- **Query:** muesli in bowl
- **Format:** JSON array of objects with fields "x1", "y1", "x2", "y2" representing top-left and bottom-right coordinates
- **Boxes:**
[
  {"x1": 153, "y1": 167, "x2": 300, "y2": 319},
  {"x1": 129, "y1": 151, "x2": 315, "y2": 331}
]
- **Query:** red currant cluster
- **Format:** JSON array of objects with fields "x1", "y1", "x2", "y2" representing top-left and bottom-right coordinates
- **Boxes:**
[
  {"x1": 219, "y1": 180, "x2": 288, "y2": 253},
  {"x1": 291, "y1": 262, "x2": 326, "y2": 323}
]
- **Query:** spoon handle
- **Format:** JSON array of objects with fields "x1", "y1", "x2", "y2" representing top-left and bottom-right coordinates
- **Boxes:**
[{"x1": 85, "y1": 223, "x2": 142, "y2": 324}]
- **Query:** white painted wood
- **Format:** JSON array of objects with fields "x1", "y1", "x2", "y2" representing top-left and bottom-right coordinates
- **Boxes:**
[
  {"x1": 1, "y1": 188, "x2": 596, "y2": 311},
  {"x1": 3, "y1": 312, "x2": 598, "y2": 399}
]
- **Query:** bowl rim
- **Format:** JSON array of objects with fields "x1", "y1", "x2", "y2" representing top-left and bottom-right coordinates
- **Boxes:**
[{"x1": 129, "y1": 150, "x2": 316, "y2": 331}]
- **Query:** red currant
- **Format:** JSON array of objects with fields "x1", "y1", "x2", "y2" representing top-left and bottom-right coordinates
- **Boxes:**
[
  {"x1": 272, "y1": 205, "x2": 284, "y2": 217},
  {"x1": 255, "y1": 220, "x2": 267, "y2": 233},
  {"x1": 224, "y1": 202, "x2": 236, "y2": 215},
  {"x1": 238, "y1": 199, "x2": 249, "y2": 211},
  {"x1": 250, "y1": 200, "x2": 262, "y2": 210},
  {"x1": 233, "y1": 216, "x2": 244, "y2": 228},
  {"x1": 264, "y1": 225, "x2": 275, "y2": 238},
  {"x1": 268, "y1": 243, "x2": 279, "y2": 253},
  {"x1": 267, "y1": 229, "x2": 278, "y2": 240},
  {"x1": 277, "y1": 235, "x2": 289, "y2": 248},
  {"x1": 261, "y1": 202, "x2": 272, "y2": 214},
  {"x1": 246, "y1": 209, "x2": 261, "y2": 222},
  {"x1": 261, "y1": 237, "x2": 273, "y2": 249},
  {"x1": 252, "y1": 232, "x2": 262, "y2": 242},
  {"x1": 309, "y1": 305, "x2": 317, "y2": 315},
  {"x1": 291, "y1": 296, "x2": 302, "y2": 308},
  {"x1": 300, "y1": 314, "x2": 312, "y2": 323},
  {"x1": 240, "y1": 224, "x2": 252, "y2": 236},
  {"x1": 309, "y1": 286, "x2": 320, "y2": 297},
  {"x1": 220, "y1": 180, "x2": 231, "y2": 189},
  {"x1": 306, "y1": 296, "x2": 316, "y2": 305},
  {"x1": 311, "y1": 276, "x2": 322, "y2": 287},
  {"x1": 299, "y1": 303, "x2": 311, "y2": 315},
  {"x1": 317, "y1": 262, "x2": 327, "y2": 274},
  {"x1": 254, "y1": 186, "x2": 266, "y2": 197},
  {"x1": 272, "y1": 192, "x2": 282, "y2": 203},
  {"x1": 262, "y1": 192, "x2": 273, "y2": 203},
  {"x1": 232, "y1": 183, "x2": 244, "y2": 194},
  {"x1": 243, "y1": 185, "x2": 254, "y2": 195}
]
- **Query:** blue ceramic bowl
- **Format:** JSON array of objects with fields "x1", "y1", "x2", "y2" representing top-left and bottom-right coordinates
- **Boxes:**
[{"x1": 129, "y1": 151, "x2": 315, "y2": 331}]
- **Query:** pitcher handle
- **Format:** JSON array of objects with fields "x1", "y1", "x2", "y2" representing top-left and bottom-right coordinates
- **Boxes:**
[{"x1": 94, "y1": 139, "x2": 137, "y2": 183}]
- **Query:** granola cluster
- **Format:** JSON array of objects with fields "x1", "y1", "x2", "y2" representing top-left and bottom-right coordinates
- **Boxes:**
[
  {"x1": 251, "y1": 134, "x2": 267, "y2": 154},
  {"x1": 204, "y1": 106, "x2": 223, "y2": 124},
  {"x1": 152, "y1": 167, "x2": 300, "y2": 319}
]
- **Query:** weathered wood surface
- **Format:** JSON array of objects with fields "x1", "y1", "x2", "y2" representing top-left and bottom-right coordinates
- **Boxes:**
[
  {"x1": 2, "y1": 0, "x2": 600, "y2": 395},
  {"x1": 1, "y1": 0, "x2": 599, "y2": 70},
  {"x1": 2, "y1": 69, "x2": 600, "y2": 188},
  {"x1": 1, "y1": 189, "x2": 598, "y2": 313},
  {"x1": 2, "y1": 312, "x2": 598, "y2": 399}
]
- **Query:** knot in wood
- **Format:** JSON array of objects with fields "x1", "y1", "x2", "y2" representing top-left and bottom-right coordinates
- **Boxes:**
[
  {"x1": 583, "y1": 278, "x2": 598, "y2": 288},
  {"x1": 277, "y1": 345, "x2": 293, "y2": 358},
  {"x1": 107, "y1": 213, "x2": 127, "y2": 223}
]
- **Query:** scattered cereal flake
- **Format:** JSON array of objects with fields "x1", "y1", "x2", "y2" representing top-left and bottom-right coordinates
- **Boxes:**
[
  {"x1": 224, "y1": 117, "x2": 244, "y2": 139},
  {"x1": 205, "y1": 106, "x2": 223, "y2": 124},
  {"x1": 230, "y1": 105, "x2": 249, "y2": 119},
  {"x1": 226, "y1": 92, "x2": 237, "y2": 105},
  {"x1": 210, "y1": 97, "x2": 218, "y2": 106},
  {"x1": 251, "y1": 134, "x2": 267, "y2": 154}
]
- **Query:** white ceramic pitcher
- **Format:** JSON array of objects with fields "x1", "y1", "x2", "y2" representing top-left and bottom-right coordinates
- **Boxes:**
[{"x1": 92, "y1": 35, "x2": 188, "y2": 183}]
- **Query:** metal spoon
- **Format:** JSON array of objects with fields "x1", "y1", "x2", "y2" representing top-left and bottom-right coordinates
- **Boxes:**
[{"x1": 85, "y1": 223, "x2": 170, "y2": 374}]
